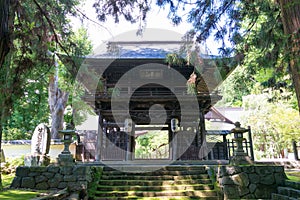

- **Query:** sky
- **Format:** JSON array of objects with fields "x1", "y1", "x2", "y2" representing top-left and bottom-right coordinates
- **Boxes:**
[
  {"x1": 70, "y1": 1, "x2": 233, "y2": 57},
  {"x1": 71, "y1": 0, "x2": 201, "y2": 52}
]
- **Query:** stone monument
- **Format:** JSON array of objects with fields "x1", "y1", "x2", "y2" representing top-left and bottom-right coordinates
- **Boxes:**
[{"x1": 25, "y1": 123, "x2": 51, "y2": 166}]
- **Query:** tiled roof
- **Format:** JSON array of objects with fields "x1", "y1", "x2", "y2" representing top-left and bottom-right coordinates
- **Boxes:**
[{"x1": 90, "y1": 41, "x2": 216, "y2": 59}]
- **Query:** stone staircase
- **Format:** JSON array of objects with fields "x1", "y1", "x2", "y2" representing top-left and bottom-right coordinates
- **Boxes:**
[
  {"x1": 93, "y1": 166, "x2": 221, "y2": 199},
  {"x1": 272, "y1": 180, "x2": 300, "y2": 200}
]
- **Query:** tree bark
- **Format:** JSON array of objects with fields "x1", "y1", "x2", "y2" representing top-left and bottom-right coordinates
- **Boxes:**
[
  {"x1": 48, "y1": 76, "x2": 69, "y2": 139},
  {"x1": 0, "y1": 0, "x2": 12, "y2": 190},
  {"x1": 279, "y1": 0, "x2": 300, "y2": 113},
  {"x1": 0, "y1": 0, "x2": 10, "y2": 70}
]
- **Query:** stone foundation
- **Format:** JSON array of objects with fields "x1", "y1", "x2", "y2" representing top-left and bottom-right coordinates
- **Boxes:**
[
  {"x1": 217, "y1": 165, "x2": 286, "y2": 199},
  {"x1": 11, "y1": 165, "x2": 103, "y2": 192}
]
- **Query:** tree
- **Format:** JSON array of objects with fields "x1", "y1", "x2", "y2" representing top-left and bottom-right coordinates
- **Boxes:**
[
  {"x1": 3, "y1": 80, "x2": 49, "y2": 140},
  {"x1": 93, "y1": 0, "x2": 300, "y2": 113},
  {"x1": 0, "y1": 0, "x2": 82, "y2": 189},
  {"x1": 243, "y1": 94, "x2": 300, "y2": 159},
  {"x1": 278, "y1": 0, "x2": 300, "y2": 113},
  {"x1": 0, "y1": 26, "x2": 92, "y2": 141},
  {"x1": 49, "y1": 75, "x2": 69, "y2": 139}
]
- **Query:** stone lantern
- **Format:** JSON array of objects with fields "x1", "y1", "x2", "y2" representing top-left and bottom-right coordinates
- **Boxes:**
[
  {"x1": 57, "y1": 124, "x2": 76, "y2": 166},
  {"x1": 230, "y1": 122, "x2": 252, "y2": 165}
]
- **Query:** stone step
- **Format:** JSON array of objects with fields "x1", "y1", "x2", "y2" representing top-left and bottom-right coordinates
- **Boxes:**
[
  {"x1": 98, "y1": 179, "x2": 212, "y2": 186},
  {"x1": 97, "y1": 183, "x2": 214, "y2": 191},
  {"x1": 94, "y1": 190, "x2": 218, "y2": 198},
  {"x1": 97, "y1": 166, "x2": 217, "y2": 199},
  {"x1": 102, "y1": 170, "x2": 207, "y2": 176},
  {"x1": 277, "y1": 186, "x2": 300, "y2": 198},
  {"x1": 100, "y1": 174, "x2": 209, "y2": 180},
  {"x1": 94, "y1": 196, "x2": 220, "y2": 200},
  {"x1": 286, "y1": 180, "x2": 300, "y2": 190},
  {"x1": 271, "y1": 193, "x2": 298, "y2": 200},
  {"x1": 103, "y1": 166, "x2": 207, "y2": 172}
]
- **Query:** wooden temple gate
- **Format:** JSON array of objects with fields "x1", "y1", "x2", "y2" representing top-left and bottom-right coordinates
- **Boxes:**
[{"x1": 79, "y1": 41, "x2": 240, "y2": 162}]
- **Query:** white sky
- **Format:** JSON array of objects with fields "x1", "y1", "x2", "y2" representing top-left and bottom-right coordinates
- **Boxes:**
[
  {"x1": 71, "y1": 1, "x2": 232, "y2": 56},
  {"x1": 72, "y1": 0, "x2": 198, "y2": 51}
]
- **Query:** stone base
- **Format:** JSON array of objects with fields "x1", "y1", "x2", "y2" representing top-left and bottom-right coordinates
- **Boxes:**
[
  {"x1": 58, "y1": 153, "x2": 74, "y2": 166},
  {"x1": 217, "y1": 165, "x2": 286, "y2": 199},
  {"x1": 230, "y1": 155, "x2": 253, "y2": 165},
  {"x1": 24, "y1": 155, "x2": 50, "y2": 166},
  {"x1": 11, "y1": 165, "x2": 103, "y2": 194}
]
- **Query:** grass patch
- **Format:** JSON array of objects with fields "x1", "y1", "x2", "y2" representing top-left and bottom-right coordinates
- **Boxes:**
[
  {"x1": 0, "y1": 174, "x2": 38, "y2": 199},
  {"x1": 0, "y1": 189, "x2": 39, "y2": 200},
  {"x1": 2, "y1": 174, "x2": 15, "y2": 188},
  {"x1": 286, "y1": 171, "x2": 300, "y2": 182}
]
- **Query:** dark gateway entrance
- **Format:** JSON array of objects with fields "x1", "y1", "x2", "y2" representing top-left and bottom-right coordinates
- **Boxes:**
[{"x1": 79, "y1": 41, "x2": 239, "y2": 162}]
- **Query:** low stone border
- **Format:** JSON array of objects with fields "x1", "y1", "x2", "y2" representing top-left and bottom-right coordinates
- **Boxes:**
[
  {"x1": 11, "y1": 165, "x2": 103, "y2": 193},
  {"x1": 217, "y1": 165, "x2": 286, "y2": 199}
]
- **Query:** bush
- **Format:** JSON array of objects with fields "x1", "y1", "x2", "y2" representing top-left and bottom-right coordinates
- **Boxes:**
[{"x1": 1, "y1": 156, "x2": 24, "y2": 174}]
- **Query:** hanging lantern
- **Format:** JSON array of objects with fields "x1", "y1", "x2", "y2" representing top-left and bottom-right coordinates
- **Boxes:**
[
  {"x1": 171, "y1": 118, "x2": 179, "y2": 132},
  {"x1": 124, "y1": 118, "x2": 133, "y2": 133}
]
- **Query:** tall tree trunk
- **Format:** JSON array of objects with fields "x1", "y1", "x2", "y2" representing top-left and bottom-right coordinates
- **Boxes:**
[
  {"x1": 48, "y1": 75, "x2": 69, "y2": 139},
  {"x1": 0, "y1": 0, "x2": 10, "y2": 69},
  {"x1": 279, "y1": 0, "x2": 300, "y2": 113},
  {"x1": 0, "y1": 0, "x2": 12, "y2": 190}
]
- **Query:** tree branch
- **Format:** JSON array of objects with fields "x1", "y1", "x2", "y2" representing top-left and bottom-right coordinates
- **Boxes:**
[{"x1": 32, "y1": 0, "x2": 78, "y2": 69}]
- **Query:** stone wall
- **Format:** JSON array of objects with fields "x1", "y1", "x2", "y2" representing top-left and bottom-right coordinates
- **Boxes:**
[
  {"x1": 217, "y1": 165, "x2": 286, "y2": 199},
  {"x1": 11, "y1": 165, "x2": 103, "y2": 192}
]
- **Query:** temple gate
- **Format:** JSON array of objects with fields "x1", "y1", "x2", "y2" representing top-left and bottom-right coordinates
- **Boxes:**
[{"x1": 79, "y1": 41, "x2": 237, "y2": 162}]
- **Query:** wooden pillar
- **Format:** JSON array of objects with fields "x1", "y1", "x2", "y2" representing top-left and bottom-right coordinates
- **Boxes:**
[
  {"x1": 126, "y1": 122, "x2": 135, "y2": 161},
  {"x1": 199, "y1": 110, "x2": 206, "y2": 145},
  {"x1": 198, "y1": 109, "x2": 208, "y2": 160},
  {"x1": 223, "y1": 134, "x2": 228, "y2": 160},
  {"x1": 95, "y1": 112, "x2": 103, "y2": 161},
  {"x1": 248, "y1": 126, "x2": 255, "y2": 161},
  {"x1": 168, "y1": 123, "x2": 172, "y2": 160},
  {"x1": 293, "y1": 140, "x2": 299, "y2": 161},
  {"x1": 168, "y1": 123, "x2": 177, "y2": 160}
]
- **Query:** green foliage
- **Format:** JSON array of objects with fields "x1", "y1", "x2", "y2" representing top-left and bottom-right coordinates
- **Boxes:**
[
  {"x1": 242, "y1": 94, "x2": 300, "y2": 159},
  {"x1": 87, "y1": 166, "x2": 103, "y2": 199},
  {"x1": 2, "y1": 174, "x2": 14, "y2": 188},
  {"x1": 135, "y1": 131, "x2": 169, "y2": 159},
  {"x1": 0, "y1": 0, "x2": 84, "y2": 139},
  {"x1": 1, "y1": 156, "x2": 24, "y2": 175},
  {"x1": 165, "y1": 53, "x2": 185, "y2": 67},
  {"x1": 2, "y1": 27, "x2": 93, "y2": 140},
  {"x1": 217, "y1": 65, "x2": 254, "y2": 107},
  {"x1": 187, "y1": 82, "x2": 196, "y2": 95},
  {"x1": 3, "y1": 80, "x2": 49, "y2": 140}
]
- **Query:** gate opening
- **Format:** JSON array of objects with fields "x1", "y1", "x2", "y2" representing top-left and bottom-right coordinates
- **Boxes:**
[{"x1": 134, "y1": 126, "x2": 169, "y2": 160}]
